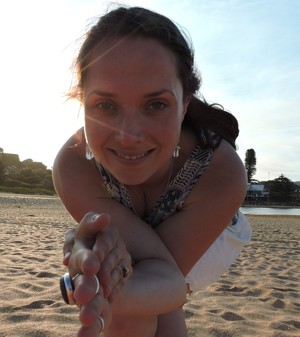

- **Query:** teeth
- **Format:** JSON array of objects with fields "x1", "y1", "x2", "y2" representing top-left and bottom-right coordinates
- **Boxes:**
[{"x1": 117, "y1": 152, "x2": 147, "y2": 160}]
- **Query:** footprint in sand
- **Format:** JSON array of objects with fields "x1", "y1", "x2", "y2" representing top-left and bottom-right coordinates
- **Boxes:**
[
  {"x1": 221, "y1": 311, "x2": 245, "y2": 321},
  {"x1": 271, "y1": 299, "x2": 286, "y2": 309},
  {"x1": 14, "y1": 299, "x2": 55, "y2": 310}
]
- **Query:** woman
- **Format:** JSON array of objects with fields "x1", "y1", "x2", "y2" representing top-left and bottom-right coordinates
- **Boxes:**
[{"x1": 53, "y1": 6, "x2": 251, "y2": 337}]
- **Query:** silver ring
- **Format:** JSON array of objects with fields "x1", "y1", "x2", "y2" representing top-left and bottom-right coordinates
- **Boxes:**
[
  {"x1": 72, "y1": 273, "x2": 80, "y2": 282},
  {"x1": 98, "y1": 315, "x2": 105, "y2": 334},
  {"x1": 74, "y1": 274, "x2": 99, "y2": 295},
  {"x1": 117, "y1": 263, "x2": 129, "y2": 278},
  {"x1": 94, "y1": 275, "x2": 100, "y2": 295}
]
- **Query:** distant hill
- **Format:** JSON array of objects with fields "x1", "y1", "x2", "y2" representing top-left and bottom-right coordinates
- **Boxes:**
[{"x1": 0, "y1": 150, "x2": 55, "y2": 195}]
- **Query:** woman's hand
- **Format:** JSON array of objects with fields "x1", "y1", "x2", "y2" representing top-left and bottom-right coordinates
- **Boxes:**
[
  {"x1": 62, "y1": 212, "x2": 132, "y2": 336},
  {"x1": 73, "y1": 276, "x2": 112, "y2": 337},
  {"x1": 63, "y1": 212, "x2": 132, "y2": 301}
]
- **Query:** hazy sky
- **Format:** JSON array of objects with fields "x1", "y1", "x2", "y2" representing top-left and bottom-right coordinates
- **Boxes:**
[{"x1": 0, "y1": 0, "x2": 299, "y2": 181}]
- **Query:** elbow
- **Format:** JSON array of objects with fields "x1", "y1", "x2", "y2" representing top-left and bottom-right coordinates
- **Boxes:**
[
  {"x1": 169, "y1": 264, "x2": 187, "y2": 308},
  {"x1": 178, "y1": 274, "x2": 188, "y2": 306}
]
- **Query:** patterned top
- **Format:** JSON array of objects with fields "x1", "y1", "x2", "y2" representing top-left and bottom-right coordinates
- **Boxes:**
[{"x1": 96, "y1": 130, "x2": 222, "y2": 228}]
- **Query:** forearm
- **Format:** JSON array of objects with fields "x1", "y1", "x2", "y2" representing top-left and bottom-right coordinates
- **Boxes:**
[{"x1": 112, "y1": 259, "x2": 186, "y2": 316}]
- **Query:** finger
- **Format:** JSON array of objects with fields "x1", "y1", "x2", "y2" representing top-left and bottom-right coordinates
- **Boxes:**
[
  {"x1": 109, "y1": 259, "x2": 130, "y2": 294},
  {"x1": 70, "y1": 244, "x2": 100, "y2": 277},
  {"x1": 77, "y1": 296, "x2": 112, "y2": 337},
  {"x1": 93, "y1": 227, "x2": 117, "y2": 263},
  {"x1": 62, "y1": 228, "x2": 76, "y2": 266},
  {"x1": 77, "y1": 323, "x2": 102, "y2": 337},
  {"x1": 78, "y1": 293, "x2": 103, "y2": 326},
  {"x1": 77, "y1": 312, "x2": 105, "y2": 337},
  {"x1": 75, "y1": 212, "x2": 111, "y2": 240},
  {"x1": 105, "y1": 258, "x2": 132, "y2": 303},
  {"x1": 70, "y1": 213, "x2": 111, "y2": 276},
  {"x1": 73, "y1": 274, "x2": 102, "y2": 306},
  {"x1": 97, "y1": 238, "x2": 132, "y2": 299},
  {"x1": 97, "y1": 248, "x2": 120, "y2": 298}
]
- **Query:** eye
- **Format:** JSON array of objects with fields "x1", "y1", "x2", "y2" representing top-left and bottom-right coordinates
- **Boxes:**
[
  {"x1": 147, "y1": 101, "x2": 168, "y2": 111},
  {"x1": 96, "y1": 101, "x2": 117, "y2": 112}
]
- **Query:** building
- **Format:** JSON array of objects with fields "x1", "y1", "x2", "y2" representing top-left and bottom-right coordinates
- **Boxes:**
[{"x1": 246, "y1": 183, "x2": 269, "y2": 201}]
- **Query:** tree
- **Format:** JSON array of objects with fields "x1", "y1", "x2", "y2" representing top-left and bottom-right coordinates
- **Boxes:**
[
  {"x1": 0, "y1": 148, "x2": 55, "y2": 194},
  {"x1": 265, "y1": 174, "x2": 296, "y2": 202},
  {"x1": 245, "y1": 149, "x2": 257, "y2": 183}
]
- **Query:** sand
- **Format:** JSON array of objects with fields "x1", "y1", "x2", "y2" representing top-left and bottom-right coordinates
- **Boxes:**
[{"x1": 0, "y1": 193, "x2": 299, "y2": 337}]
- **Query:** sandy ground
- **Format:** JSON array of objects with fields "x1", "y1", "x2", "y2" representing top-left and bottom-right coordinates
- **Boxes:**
[{"x1": 0, "y1": 193, "x2": 299, "y2": 337}]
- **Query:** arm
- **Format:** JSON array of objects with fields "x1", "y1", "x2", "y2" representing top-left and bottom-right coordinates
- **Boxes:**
[
  {"x1": 156, "y1": 139, "x2": 248, "y2": 276},
  {"x1": 53, "y1": 132, "x2": 247, "y2": 277},
  {"x1": 53, "y1": 132, "x2": 186, "y2": 315}
]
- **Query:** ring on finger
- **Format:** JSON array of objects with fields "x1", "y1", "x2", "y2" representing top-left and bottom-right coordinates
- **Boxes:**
[
  {"x1": 74, "y1": 273, "x2": 100, "y2": 295},
  {"x1": 72, "y1": 273, "x2": 80, "y2": 282},
  {"x1": 94, "y1": 275, "x2": 100, "y2": 295},
  {"x1": 98, "y1": 315, "x2": 105, "y2": 334},
  {"x1": 74, "y1": 274, "x2": 99, "y2": 295},
  {"x1": 117, "y1": 263, "x2": 129, "y2": 278}
]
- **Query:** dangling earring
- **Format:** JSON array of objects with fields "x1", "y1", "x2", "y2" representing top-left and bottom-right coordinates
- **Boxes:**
[
  {"x1": 173, "y1": 145, "x2": 180, "y2": 158},
  {"x1": 86, "y1": 144, "x2": 94, "y2": 160}
]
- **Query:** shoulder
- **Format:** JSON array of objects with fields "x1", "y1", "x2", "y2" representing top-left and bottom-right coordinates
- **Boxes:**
[
  {"x1": 210, "y1": 139, "x2": 245, "y2": 179},
  {"x1": 186, "y1": 140, "x2": 247, "y2": 214},
  {"x1": 202, "y1": 139, "x2": 247, "y2": 193}
]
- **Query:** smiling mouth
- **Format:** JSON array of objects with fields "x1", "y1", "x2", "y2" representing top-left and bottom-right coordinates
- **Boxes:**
[{"x1": 113, "y1": 150, "x2": 153, "y2": 161}]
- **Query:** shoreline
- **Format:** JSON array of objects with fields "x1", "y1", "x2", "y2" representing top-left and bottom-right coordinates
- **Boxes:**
[
  {"x1": 243, "y1": 204, "x2": 300, "y2": 209},
  {"x1": 1, "y1": 192, "x2": 299, "y2": 207},
  {"x1": 246, "y1": 214, "x2": 300, "y2": 218}
]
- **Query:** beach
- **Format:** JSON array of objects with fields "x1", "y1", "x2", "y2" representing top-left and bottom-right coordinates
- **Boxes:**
[{"x1": 0, "y1": 194, "x2": 299, "y2": 337}]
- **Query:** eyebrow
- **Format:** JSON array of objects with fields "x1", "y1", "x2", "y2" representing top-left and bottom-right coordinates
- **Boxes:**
[
  {"x1": 144, "y1": 89, "x2": 175, "y2": 98},
  {"x1": 86, "y1": 89, "x2": 175, "y2": 99},
  {"x1": 86, "y1": 90, "x2": 114, "y2": 98}
]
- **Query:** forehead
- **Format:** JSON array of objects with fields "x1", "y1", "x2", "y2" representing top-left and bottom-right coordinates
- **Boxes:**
[{"x1": 84, "y1": 37, "x2": 179, "y2": 84}]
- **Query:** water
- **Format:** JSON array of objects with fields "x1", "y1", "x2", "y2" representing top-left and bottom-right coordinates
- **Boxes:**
[
  {"x1": 241, "y1": 206, "x2": 300, "y2": 216},
  {"x1": 1, "y1": 193, "x2": 300, "y2": 216}
]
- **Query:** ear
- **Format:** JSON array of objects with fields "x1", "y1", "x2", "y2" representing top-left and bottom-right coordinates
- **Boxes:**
[{"x1": 182, "y1": 95, "x2": 191, "y2": 121}]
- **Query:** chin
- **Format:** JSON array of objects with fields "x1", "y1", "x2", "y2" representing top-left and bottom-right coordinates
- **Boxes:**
[{"x1": 116, "y1": 173, "x2": 148, "y2": 186}]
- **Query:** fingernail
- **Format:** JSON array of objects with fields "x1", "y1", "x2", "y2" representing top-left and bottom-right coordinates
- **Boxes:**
[
  {"x1": 91, "y1": 213, "x2": 101, "y2": 222},
  {"x1": 64, "y1": 252, "x2": 71, "y2": 260}
]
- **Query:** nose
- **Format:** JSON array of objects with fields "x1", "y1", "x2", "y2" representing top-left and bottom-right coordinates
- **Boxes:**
[{"x1": 115, "y1": 113, "x2": 144, "y2": 145}]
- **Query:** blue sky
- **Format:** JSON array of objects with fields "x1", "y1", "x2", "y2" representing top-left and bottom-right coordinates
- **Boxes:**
[{"x1": 0, "y1": 0, "x2": 299, "y2": 181}]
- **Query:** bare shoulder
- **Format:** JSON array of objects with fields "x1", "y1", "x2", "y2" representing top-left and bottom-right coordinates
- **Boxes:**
[
  {"x1": 211, "y1": 139, "x2": 247, "y2": 185},
  {"x1": 186, "y1": 140, "x2": 247, "y2": 216},
  {"x1": 208, "y1": 139, "x2": 246, "y2": 181}
]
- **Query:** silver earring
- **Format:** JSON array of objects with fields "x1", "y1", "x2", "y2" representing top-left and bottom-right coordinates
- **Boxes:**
[
  {"x1": 173, "y1": 145, "x2": 180, "y2": 158},
  {"x1": 86, "y1": 144, "x2": 94, "y2": 160}
]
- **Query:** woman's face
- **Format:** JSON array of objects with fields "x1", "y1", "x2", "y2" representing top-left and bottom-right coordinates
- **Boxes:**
[{"x1": 83, "y1": 37, "x2": 188, "y2": 185}]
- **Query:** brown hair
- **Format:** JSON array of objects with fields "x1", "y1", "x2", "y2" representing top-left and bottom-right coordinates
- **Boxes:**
[{"x1": 72, "y1": 6, "x2": 239, "y2": 148}]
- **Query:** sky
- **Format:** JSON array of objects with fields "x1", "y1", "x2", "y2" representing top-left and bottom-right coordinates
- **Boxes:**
[{"x1": 0, "y1": 0, "x2": 299, "y2": 182}]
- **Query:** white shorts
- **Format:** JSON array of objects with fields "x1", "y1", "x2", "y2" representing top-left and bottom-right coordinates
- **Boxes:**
[{"x1": 185, "y1": 210, "x2": 252, "y2": 295}]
